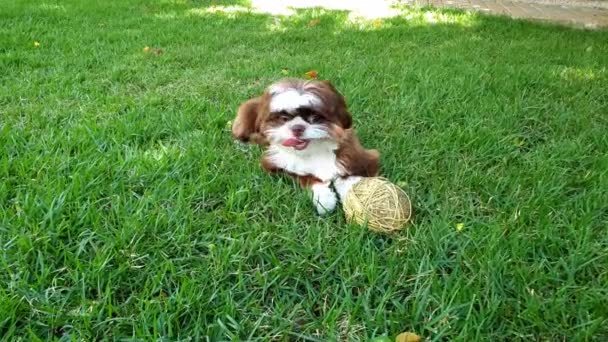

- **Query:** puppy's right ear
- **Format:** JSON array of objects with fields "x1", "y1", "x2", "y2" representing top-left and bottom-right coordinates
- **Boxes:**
[{"x1": 232, "y1": 96, "x2": 263, "y2": 143}]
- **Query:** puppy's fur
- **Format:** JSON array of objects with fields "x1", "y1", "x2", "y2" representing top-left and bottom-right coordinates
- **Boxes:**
[{"x1": 232, "y1": 78, "x2": 379, "y2": 214}]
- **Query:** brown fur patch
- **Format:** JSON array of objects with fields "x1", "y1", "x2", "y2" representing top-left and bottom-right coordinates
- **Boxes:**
[{"x1": 335, "y1": 129, "x2": 380, "y2": 177}]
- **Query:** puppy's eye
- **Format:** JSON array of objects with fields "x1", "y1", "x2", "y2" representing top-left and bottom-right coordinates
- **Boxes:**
[
  {"x1": 308, "y1": 114, "x2": 322, "y2": 123},
  {"x1": 275, "y1": 111, "x2": 291, "y2": 122}
]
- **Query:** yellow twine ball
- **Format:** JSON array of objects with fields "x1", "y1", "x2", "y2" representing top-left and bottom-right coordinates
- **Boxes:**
[{"x1": 343, "y1": 177, "x2": 412, "y2": 234}]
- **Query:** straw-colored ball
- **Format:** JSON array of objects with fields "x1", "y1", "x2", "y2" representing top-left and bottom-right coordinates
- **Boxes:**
[{"x1": 343, "y1": 177, "x2": 412, "y2": 233}]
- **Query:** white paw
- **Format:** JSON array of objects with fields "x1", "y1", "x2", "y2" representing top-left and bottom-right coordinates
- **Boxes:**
[
  {"x1": 333, "y1": 176, "x2": 363, "y2": 202},
  {"x1": 312, "y1": 183, "x2": 337, "y2": 215}
]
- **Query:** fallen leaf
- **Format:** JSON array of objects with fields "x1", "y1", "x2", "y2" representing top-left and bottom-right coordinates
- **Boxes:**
[
  {"x1": 304, "y1": 70, "x2": 318, "y2": 79},
  {"x1": 456, "y1": 223, "x2": 464, "y2": 231},
  {"x1": 144, "y1": 47, "x2": 164, "y2": 55},
  {"x1": 281, "y1": 69, "x2": 289, "y2": 75},
  {"x1": 396, "y1": 332, "x2": 421, "y2": 342},
  {"x1": 307, "y1": 19, "x2": 321, "y2": 27},
  {"x1": 586, "y1": 46, "x2": 593, "y2": 52},
  {"x1": 33, "y1": 41, "x2": 40, "y2": 47}
]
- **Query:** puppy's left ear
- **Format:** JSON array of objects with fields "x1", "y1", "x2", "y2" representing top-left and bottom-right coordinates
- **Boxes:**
[
  {"x1": 321, "y1": 80, "x2": 353, "y2": 129},
  {"x1": 338, "y1": 107, "x2": 353, "y2": 129},
  {"x1": 334, "y1": 89, "x2": 353, "y2": 129}
]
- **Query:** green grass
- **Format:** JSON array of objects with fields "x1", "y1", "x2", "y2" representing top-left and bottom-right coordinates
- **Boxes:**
[{"x1": 1, "y1": 0, "x2": 608, "y2": 340}]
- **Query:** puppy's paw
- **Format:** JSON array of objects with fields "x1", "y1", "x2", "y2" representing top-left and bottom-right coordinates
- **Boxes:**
[
  {"x1": 312, "y1": 183, "x2": 337, "y2": 215},
  {"x1": 333, "y1": 176, "x2": 363, "y2": 203}
]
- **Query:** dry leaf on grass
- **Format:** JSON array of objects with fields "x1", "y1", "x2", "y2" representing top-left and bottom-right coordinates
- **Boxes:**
[
  {"x1": 307, "y1": 19, "x2": 321, "y2": 27},
  {"x1": 143, "y1": 46, "x2": 163, "y2": 54},
  {"x1": 304, "y1": 70, "x2": 318, "y2": 79}
]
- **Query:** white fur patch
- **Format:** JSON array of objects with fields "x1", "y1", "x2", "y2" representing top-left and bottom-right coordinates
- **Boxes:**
[
  {"x1": 333, "y1": 176, "x2": 363, "y2": 203},
  {"x1": 266, "y1": 140, "x2": 342, "y2": 182},
  {"x1": 312, "y1": 182, "x2": 337, "y2": 215},
  {"x1": 269, "y1": 89, "x2": 321, "y2": 113}
]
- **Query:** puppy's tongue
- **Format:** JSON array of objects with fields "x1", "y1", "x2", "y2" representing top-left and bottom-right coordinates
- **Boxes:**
[{"x1": 282, "y1": 138, "x2": 310, "y2": 150}]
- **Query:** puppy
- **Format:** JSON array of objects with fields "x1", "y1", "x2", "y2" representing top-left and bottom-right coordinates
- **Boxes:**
[{"x1": 232, "y1": 78, "x2": 379, "y2": 215}]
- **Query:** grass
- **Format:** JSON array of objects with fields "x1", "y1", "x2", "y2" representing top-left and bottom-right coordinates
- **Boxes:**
[{"x1": 1, "y1": 0, "x2": 608, "y2": 340}]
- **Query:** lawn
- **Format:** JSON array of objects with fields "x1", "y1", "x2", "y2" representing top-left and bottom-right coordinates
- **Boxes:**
[{"x1": 1, "y1": 0, "x2": 607, "y2": 340}]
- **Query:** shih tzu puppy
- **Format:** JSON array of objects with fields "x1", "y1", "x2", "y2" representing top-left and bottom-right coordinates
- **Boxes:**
[{"x1": 232, "y1": 78, "x2": 379, "y2": 215}]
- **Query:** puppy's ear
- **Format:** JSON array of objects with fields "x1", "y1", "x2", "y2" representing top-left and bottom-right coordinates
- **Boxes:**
[
  {"x1": 321, "y1": 80, "x2": 352, "y2": 129},
  {"x1": 334, "y1": 92, "x2": 352, "y2": 129},
  {"x1": 338, "y1": 107, "x2": 353, "y2": 129},
  {"x1": 232, "y1": 96, "x2": 264, "y2": 143}
]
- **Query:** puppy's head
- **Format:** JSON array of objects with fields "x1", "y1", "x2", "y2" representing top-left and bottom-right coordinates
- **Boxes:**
[{"x1": 257, "y1": 78, "x2": 352, "y2": 150}]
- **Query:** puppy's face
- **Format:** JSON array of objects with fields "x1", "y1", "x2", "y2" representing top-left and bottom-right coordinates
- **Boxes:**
[{"x1": 259, "y1": 79, "x2": 352, "y2": 150}]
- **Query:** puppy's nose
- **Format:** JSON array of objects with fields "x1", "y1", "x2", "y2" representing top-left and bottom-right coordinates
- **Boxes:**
[{"x1": 291, "y1": 124, "x2": 306, "y2": 137}]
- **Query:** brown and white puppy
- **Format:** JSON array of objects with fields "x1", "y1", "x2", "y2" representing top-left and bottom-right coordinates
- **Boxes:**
[{"x1": 232, "y1": 78, "x2": 379, "y2": 215}]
